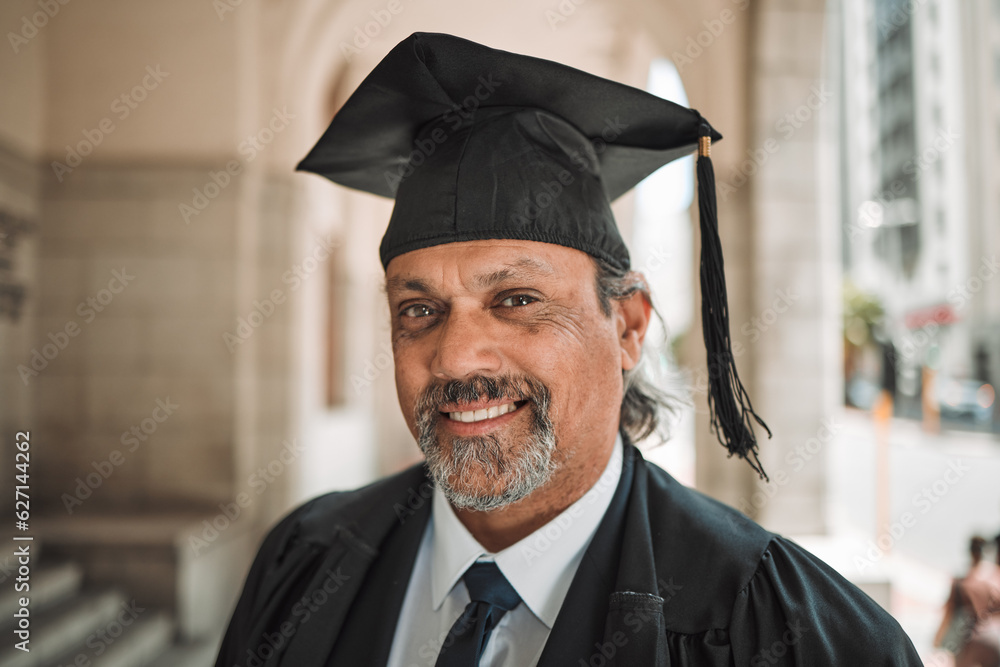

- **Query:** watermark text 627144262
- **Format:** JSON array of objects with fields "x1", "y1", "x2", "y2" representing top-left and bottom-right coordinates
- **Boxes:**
[{"x1": 12, "y1": 431, "x2": 33, "y2": 654}]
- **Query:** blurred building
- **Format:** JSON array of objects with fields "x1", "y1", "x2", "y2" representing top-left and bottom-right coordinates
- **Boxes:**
[
  {"x1": 961, "y1": 0, "x2": 1000, "y2": 424},
  {"x1": 841, "y1": 0, "x2": 1000, "y2": 429}
]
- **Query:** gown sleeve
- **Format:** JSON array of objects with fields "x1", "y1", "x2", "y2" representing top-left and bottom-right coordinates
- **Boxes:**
[
  {"x1": 214, "y1": 500, "x2": 324, "y2": 667},
  {"x1": 727, "y1": 536, "x2": 923, "y2": 666}
]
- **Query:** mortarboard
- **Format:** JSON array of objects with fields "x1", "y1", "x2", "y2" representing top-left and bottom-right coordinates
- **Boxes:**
[{"x1": 297, "y1": 32, "x2": 770, "y2": 477}]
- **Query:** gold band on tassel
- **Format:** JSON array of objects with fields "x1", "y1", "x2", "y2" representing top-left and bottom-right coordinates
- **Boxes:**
[{"x1": 698, "y1": 136, "x2": 711, "y2": 157}]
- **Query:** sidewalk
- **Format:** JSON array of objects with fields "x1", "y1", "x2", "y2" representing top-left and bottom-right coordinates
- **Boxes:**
[{"x1": 822, "y1": 409, "x2": 1000, "y2": 662}]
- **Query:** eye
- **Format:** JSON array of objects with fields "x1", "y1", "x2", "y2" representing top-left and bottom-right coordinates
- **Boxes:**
[
  {"x1": 500, "y1": 294, "x2": 538, "y2": 307},
  {"x1": 401, "y1": 304, "x2": 436, "y2": 318}
]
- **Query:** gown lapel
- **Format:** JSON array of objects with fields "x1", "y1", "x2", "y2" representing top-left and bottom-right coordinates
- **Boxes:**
[
  {"x1": 323, "y1": 498, "x2": 431, "y2": 665},
  {"x1": 537, "y1": 444, "x2": 669, "y2": 667},
  {"x1": 600, "y1": 449, "x2": 669, "y2": 666},
  {"x1": 271, "y1": 466, "x2": 432, "y2": 666},
  {"x1": 536, "y1": 443, "x2": 633, "y2": 666}
]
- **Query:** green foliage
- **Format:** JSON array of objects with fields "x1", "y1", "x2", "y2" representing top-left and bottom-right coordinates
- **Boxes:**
[{"x1": 843, "y1": 280, "x2": 884, "y2": 347}]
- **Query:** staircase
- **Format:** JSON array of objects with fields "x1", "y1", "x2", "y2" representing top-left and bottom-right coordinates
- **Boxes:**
[
  {"x1": 0, "y1": 562, "x2": 218, "y2": 667},
  {"x1": 2, "y1": 511, "x2": 256, "y2": 667}
]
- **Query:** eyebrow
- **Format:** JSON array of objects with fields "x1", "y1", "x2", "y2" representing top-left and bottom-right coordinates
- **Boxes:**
[
  {"x1": 384, "y1": 276, "x2": 433, "y2": 295},
  {"x1": 385, "y1": 256, "x2": 556, "y2": 296},
  {"x1": 471, "y1": 257, "x2": 555, "y2": 290}
]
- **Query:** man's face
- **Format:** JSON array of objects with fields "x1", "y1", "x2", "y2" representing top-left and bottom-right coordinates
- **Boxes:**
[{"x1": 386, "y1": 240, "x2": 640, "y2": 512}]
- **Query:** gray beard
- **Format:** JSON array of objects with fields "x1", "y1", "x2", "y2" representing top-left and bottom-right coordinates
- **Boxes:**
[{"x1": 414, "y1": 376, "x2": 556, "y2": 512}]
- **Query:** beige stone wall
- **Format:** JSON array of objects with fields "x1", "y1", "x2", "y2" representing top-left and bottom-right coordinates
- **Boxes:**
[
  {"x1": 33, "y1": 164, "x2": 242, "y2": 509},
  {"x1": 0, "y1": 0, "x2": 45, "y2": 508},
  {"x1": 0, "y1": 2, "x2": 45, "y2": 156},
  {"x1": 10, "y1": 0, "x2": 295, "y2": 515},
  {"x1": 749, "y1": 0, "x2": 836, "y2": 535}
]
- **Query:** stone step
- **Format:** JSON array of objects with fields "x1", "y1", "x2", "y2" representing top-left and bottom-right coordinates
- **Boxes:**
[
  {"x1": 0, "y1": 589, "x2": 125, "y2": 667},
  {"x1": 48, "y1": 611, "x2": 175, "y2": 667},
  {"x1": 145, "y1": 637, "x2": 220, "y2": 667},
  {"x1": 34, "y1": 511, "x2": 256, "y2": 642},
  {"x1": 0, "y1": 562, "x2": 83, "y2": 622}
]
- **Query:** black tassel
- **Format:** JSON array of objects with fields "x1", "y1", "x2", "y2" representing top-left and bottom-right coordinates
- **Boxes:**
[{"x1": 696, "y1": 125, "x2": 771, "y2": 480}]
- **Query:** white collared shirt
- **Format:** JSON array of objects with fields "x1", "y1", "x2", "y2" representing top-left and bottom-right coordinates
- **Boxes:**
[{"x1": 386, "y1": 436, "x2": 624, "y2": 667}]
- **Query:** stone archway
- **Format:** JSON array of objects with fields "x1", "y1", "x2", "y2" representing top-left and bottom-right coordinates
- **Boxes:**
[
  {"x1": 253, "y1": 0, "x2": 837, "y2": 535},
  {"x1": 257, "y1": 0, "x2": 702, "y2": 519}
]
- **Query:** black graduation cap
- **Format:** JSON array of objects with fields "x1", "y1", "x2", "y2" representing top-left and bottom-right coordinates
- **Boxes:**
[{"x1": 297, "y1": 32, "x2": 770, "y2": 477}]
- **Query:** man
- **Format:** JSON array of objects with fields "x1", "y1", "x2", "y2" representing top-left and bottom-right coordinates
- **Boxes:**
[{"x1": 216, "y1": 33, "x2": 921, "y2": 666}]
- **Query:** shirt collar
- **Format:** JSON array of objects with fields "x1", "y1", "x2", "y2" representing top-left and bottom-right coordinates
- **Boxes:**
[{"x1": 430, "y1": 435, "x2": 624, "y2": 628}]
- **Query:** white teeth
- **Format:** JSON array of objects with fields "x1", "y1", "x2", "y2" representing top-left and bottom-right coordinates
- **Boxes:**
[{"x1": 449, "y1": 402, "x2": 517, "y2": 422}]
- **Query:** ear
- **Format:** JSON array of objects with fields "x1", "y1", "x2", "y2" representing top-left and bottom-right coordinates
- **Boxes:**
[{"x1": 615, "y1": 279, "x2": 652, "y2": 372}]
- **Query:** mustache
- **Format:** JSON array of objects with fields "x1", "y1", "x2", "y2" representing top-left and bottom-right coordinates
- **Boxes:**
[{"x1": 415, "y1": 374, "x2": 550, "y2": 416}]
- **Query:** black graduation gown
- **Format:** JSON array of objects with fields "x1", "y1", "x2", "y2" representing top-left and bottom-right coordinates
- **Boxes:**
[{"x1": 215, "y1": 445, "x2": 922, "y2": 666}]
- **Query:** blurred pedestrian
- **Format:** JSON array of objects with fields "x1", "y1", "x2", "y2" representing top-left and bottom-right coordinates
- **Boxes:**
[{"x1": 935, "y1": 536, "x2": 1000, "y2": 667}]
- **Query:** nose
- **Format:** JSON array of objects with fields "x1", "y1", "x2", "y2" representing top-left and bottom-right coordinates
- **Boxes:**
[{"x1": 431, "y1": 305, "x2": 503, "y2": 381}]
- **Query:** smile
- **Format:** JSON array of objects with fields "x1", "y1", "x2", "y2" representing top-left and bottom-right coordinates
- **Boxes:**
[{"x1": 444, "y1": 401, "x2": 523, "y2": 423}]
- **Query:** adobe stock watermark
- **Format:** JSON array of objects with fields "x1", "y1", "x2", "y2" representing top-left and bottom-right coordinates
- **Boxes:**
[
  {"x1": 854, "y1": 458, "x2": 969, "y2": 573},
  {"x1": 750, "y1": 619, "x2": 808, "y2": 666},
  {"x1": 383, "y1": 76, "x2": 502, "y2": 191},
  {"x1": 544, "y1": 0, "x2": 589, "y2": 30},
  {"x1": 351, "y1": 340, "x2": 394, "y2": 395},
  {"x1": 731, "y1": 417, "x2": 842, "y2": 520},
  {"x1": 718, "y1": 84, "x2": 833, "y2": 202},
  {"x1": 636, "y1": 246, "x2": 673, "y2": 277},
  {"x1": 414, "y1": 608, "x2": 479, "y2": 665},
  {"x1": 508, "y1": 116, "x2": 630, "y2": 226},
  {"x1": 689, "y1": 286, "x2": 801, "y2": 397},
  {"x1": 881, "y1": 255, "x2": 996, "y2": 372},
  {"x1": 902, "y1": 127, "x2": 960, "y2": 177},
  {"x1": 61, "y1": 397, "x2": 179, "y2": 514},
  {"x1": 885, "y1": 322, "x2": 939, "y2": 372},
  {"x1": 62, "y1": 599, "x2": 146, "y2": 666},
  {"x1": 213, "y1": 0, "x2": 244, "y2": 20},
  {"x1": 876, "y1": 0, "x2": 929, "y2": 38},
  {"x1": 947, "y1": 255, "x2": 998, "y2": 310},
  {"x1": 223, "y1": 234, "x2": 339, "y2": 352},
  {"x1": 392, "y1": 480, "x2": 434, "y2": 523},
  {"x1": 189, "y1": 438, "x2": 304, "y2": 555},
  {"x1": 17, "y1": 267, "x2": 135, "y2": 385},
  {"x1": 338, "y1": 0, "x2": 412, "y2": 62},
  {"x1": 847, "y1": 127, "x2": 960, "y2": 241},
  {"x1": 7, "y1": 0, "x2": 72, "y2": 55},
  {"x1": 237, "y1": 567, "x2": 350, "y2": 667},
  {"x1": 180, "y1": 106, "x2": 295, "y2": 224},
  {"x1": 577, "y1": 577, "x2": 683, "y2": 667},
  {"x1": 739, "y1": 288, "x2": 799, "y2": 344},
  {"x1": 519, "y1": 459, "x2": 620, "y2": 566},
  {"x1": 51, "y1": 66, "x2": 169, "y2": 182},
  {"x1": 670, "y1": 0, "x2": 750, "y2": 72}
]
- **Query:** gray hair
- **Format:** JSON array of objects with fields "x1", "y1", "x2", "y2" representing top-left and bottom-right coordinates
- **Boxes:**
[{"x1": 592, "y1": 257, "x2": 680, "y2": 443}]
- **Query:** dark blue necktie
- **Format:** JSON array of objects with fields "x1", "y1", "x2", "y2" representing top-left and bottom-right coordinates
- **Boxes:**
[{"x1": 434, "y1": 561, "x2": 521, "y2": 666}]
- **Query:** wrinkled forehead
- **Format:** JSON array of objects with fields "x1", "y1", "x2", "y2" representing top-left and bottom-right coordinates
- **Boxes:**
[{"x1": 384, "y1": 239, "x2": 599, "y2": 294}]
